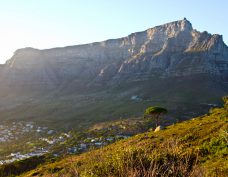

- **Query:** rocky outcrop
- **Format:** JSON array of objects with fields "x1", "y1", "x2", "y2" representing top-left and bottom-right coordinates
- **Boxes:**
[{"x1": 1, "y1": 18, "x2": 228, "y2": 94}]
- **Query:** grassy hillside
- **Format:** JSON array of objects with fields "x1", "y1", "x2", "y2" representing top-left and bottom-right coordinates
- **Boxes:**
[{"x1": 11, "y1": 97, "x2": 227, "y2": 177}]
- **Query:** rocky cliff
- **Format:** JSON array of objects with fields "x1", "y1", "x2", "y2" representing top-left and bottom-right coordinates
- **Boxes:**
[{"x1": 2, "y1": 18, "x2": 228, "y2": 92}]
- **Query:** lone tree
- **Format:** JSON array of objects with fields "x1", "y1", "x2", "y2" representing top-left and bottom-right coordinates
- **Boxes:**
[
  {"x1": 223, "y1": 96, "x2": 228, "y2": 108},
  {"x1": 144, "y1": 106, "x2": 168, "y2": 127}
]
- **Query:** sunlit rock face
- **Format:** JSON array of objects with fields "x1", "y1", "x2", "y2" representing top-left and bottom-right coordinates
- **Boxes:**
[{"x1": 1, "y1": 18, "x2": 228, "y2": 94}]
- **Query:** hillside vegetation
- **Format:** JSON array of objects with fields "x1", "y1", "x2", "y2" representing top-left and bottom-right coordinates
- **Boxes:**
[{"x1": 12, "y1": 97, "x2": 227, "y2": 177}]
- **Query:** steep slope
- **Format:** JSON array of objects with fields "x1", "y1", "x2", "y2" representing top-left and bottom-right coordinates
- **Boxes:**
[
  {"x1": 0, "y1": 18, "x2": 227, "y2": 128},
  {"x1": 2, "y1": 98, "x2": 226, "y2": 177}
]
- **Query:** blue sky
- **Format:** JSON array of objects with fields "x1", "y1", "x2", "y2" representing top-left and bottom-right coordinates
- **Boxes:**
[{"x1": 0, "y1": 0, "x2": 227, "y2": 63}]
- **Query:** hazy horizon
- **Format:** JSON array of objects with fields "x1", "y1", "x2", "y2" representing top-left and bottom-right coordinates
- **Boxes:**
[{"x1": 0, "y1": 0, "x2": 228, "y2": 64}]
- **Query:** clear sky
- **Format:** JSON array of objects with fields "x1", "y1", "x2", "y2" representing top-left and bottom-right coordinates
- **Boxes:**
[{"x1": 0, "y1": 0, "x2": 227, "y2": 63}]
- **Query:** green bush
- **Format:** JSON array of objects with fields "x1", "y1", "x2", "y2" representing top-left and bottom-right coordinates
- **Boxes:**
[{"x1": 200, "y1": 134, "x2": 227, "y2": 157}]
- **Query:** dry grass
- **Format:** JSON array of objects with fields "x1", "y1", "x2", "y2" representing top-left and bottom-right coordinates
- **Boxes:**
[{"x1": 80, "y1": 138, "x2": 202, "y2": 177}]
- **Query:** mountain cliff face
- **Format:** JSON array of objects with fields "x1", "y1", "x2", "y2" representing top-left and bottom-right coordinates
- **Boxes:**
[
  {"x1": 0, "y1": 18, "x2": 227, "y2": 128},
  {"x1": 2, "y1": 18, "x2": 228, "y2": 91}
]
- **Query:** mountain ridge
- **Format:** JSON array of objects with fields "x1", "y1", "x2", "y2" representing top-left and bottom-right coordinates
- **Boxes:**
[
  {"x1": 3, "y1": 18, "x2": 228, "y2": 84},
  {"x1": 0, "y1": 18, "x2": 227, "y2": 129}
]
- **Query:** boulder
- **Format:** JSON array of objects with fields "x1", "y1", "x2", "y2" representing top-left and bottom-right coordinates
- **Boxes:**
[{"x1": 154, "y1": 126, "x2": 164, "y2": 132}]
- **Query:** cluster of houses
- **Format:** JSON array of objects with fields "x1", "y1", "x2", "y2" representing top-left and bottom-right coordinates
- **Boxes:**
[
  {"x1": 0, "y1": 121, "x2": 58, "y2": 164},
  {"x1": 0, "y1": 132, "x2": 130, "y2": 164},
  {"x1": 0, "y1": 122, "x2": 56, "y2": 143},
  {"x1": 0, "y1": 134, "x2": 70, "y2": 164},
  {"x1": 0, "y1": 148, "x2": 49, "y2": 164},
  {"x1": 39, "y1": 133, "x2": 70, "y2": 145},
  {"x1": 0, "y1": 121, "x2": 131, "y2": 164},
  {"x1": 67, "y1": 134, "x2": 130, "y2": 154},
  {"x1": 0, "y1": 122, "x2": 34, "y2": 143}
]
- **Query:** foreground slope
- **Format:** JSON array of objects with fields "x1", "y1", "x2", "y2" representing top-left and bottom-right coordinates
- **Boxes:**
[
  {"x1": 19, "y1": 99, "x2": 228, "y2": 177},
  {"x1": 0, "y1": 18, "x2": 227, "y2": 129}
]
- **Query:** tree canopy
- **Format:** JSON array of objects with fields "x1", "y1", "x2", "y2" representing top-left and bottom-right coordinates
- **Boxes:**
[
  {"x1": 223, "y1": 96, "x2": 228, "y2": 108},
  {"x1": 144, "y1": 106, "x2": 168, "y2": 127},
  {"x1": 144, "y1": 107, "x2": 168, "y2": 116}
]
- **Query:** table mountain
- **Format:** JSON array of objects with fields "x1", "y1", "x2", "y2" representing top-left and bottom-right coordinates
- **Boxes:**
[{"x1": 0, "y1": 18, "x2": 227, "y2": 128}]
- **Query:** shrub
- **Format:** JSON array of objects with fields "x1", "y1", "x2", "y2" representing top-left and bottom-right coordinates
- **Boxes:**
[{"x1": 200, "y1": 134, "x2": 227, "y2": 157}]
